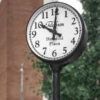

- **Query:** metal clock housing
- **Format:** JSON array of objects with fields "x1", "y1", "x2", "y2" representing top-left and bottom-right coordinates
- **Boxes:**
[{"x1": 26, "y1": 2, "x2": 88, "y2": 65}]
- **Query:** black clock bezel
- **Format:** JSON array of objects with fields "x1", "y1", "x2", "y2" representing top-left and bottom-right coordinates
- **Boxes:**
[{"x1": 26, "y1": 2, "x2": 88, "y2": 66}]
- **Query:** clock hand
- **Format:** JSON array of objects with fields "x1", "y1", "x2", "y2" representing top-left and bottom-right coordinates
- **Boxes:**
[
  {"x1": 41, "y1": 24, "x2": 54, "y2": 33},
  {"x1": 52, "y1": 31, "x2": 62, "y2": 40},
  {"x1": 41, "y1": 24, "x2": 61, "y2": 36},
  {"x1": 52, "y1": 7, "x2": 62, "y2": 40},
  {"x1": 52, "y1": 7, "x2": 58, "y2": 40},
  {"x1": 53, "y1": 7, "x2": 58, "y2": 31},
  {"x1": 55, "y1": 31, "x2": 62, "y2": 37}
]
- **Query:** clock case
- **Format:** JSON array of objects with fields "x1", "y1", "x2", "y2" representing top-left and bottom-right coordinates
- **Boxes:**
[{"x1": 26, "y1": 2, "x2": 88, "y2": 71}]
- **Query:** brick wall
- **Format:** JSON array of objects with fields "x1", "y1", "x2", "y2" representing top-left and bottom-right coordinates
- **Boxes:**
[
  {"x1": 0, "y1": 0, "x2": 43, "y2": 100},
  {"x1": 0, "y1": 0, "x2": 7, "y2": 100}
]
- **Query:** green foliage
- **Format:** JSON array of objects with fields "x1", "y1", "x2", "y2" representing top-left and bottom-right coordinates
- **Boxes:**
[
  {"x1": 80, "y1": 0, "x2": 100, "y2": 44},
  {"x1": 31, "y1": 0, "x2": 100, "y2": 100}
]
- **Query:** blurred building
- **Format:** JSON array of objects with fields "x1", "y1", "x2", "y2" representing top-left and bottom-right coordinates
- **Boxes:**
[{"x1": 0, "y1": 0, "x2": 43, "y2": 100}]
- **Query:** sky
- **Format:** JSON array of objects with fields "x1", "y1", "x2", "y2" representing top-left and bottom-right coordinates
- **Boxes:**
[
  {"x1": 0, "y1": 0, "x2": 2, "y2": 3},
  {"x1": 59, "y1": 0, "x2": 83, "y2": 14}
]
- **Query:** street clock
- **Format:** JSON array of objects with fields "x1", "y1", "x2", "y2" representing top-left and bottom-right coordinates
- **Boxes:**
[
  {"x1": 26, "y1": 2, "x2": 88, "y2": 100},
  {"x1": 26, "y1": 2, "x2": 87, "y2": 66}
]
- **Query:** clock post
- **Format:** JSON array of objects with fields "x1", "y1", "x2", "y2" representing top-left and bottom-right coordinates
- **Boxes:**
[
  {"x1": 49, "y1": 61, "x2": 70, "y2": 100},
  {"x1": 50, "y1": 63, "x2": 61, "y2": 100}
]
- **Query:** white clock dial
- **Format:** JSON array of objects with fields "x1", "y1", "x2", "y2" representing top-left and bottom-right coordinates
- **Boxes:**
[{"x1": 27, "y1": 2, "x2": 83, "y2": 61}]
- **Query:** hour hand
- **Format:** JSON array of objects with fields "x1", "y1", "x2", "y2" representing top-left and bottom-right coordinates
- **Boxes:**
[
  {"x1": 55, "y1": 31, "x2": 62, "y2": 37},
  {"x1": 41, "y1": 24, "x2": 54, "y2": 33},
  {"x1": 52, "y1": 31, "x2": 62, "y2": 40},
  {"x1": 41, "y1": 24, "x2": 62, "y2": 40}
]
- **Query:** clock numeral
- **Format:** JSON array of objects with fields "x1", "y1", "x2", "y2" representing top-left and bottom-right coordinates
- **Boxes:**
[
  {"x1": 35, "y1": 40, "x2": 40, "y2": 48},
  {"x1": 42, "y1": 12, "x2": 48, "y2": 19},
  {"x1": 46, "y1": 12, "x2": 48, "y2": 18},
  {"x1": 56, "y1": 8, "x2": 59, "y2": 15},
  {"x1": 42, "y1": 12, "x2": 44, "y2": 19},
  {"x1": 35, "y1": 21, "x2": 43, "y2": 29},
  {"x1": 51, "y1": 9, "x2": 54, "y2": 16},
  {"x1": 65, "y1": 11, "x2": 67, "y2": 18},
  {"x1": 51, "y1": 8, "x2": 59, "y2": 16},
  {"x1": 71, "y1": 38, "x2": 76, "y2": 45},
  {"x1": 52, "y1": 50, "x2": 57, "y2": 57},
  {"x1": 32, "y1": 31, "x2": 36, "y2": 38},
  {"x1": 75, "y1": 27, "x2": 78, "y2": 35},
  {"x1": 43, "y1": 47, "x2": 47, "y2": 55},
  {"x1": 72, "y1": 18, "x2": 76, "y2": 25},
  {"x1": 35, "y1": 22, "x2": 37, "y2": 29},
  {"x1": 63, "y1": 47, "x2": 67, "y2": 54}
]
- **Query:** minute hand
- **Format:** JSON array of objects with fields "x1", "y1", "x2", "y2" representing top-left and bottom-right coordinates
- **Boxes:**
[{"x1": 53, "y1": 7, "x2": 58, "y2": 31}]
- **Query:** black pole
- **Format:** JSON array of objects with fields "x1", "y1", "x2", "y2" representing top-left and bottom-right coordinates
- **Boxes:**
[{"x1": 52, "y1": 71, "x2": 60, "y2": 100}]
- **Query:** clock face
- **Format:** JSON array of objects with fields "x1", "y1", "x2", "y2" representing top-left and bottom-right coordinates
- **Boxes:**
[{"x1": 26, "y1": 2, "x2": 83, "y2": 61}]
